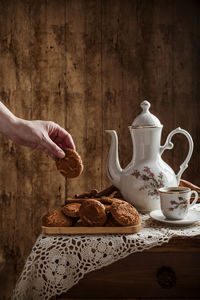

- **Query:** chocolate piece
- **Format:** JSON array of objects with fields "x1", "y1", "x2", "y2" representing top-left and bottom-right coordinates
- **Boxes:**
[{"x1": 98, "y1": 185, "x2": 118, "y2": 197}]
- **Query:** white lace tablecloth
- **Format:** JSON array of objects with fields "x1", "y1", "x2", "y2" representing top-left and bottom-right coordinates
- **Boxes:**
[{"x1": 12, "y1": 204, "x2": 200, "y2": 300}]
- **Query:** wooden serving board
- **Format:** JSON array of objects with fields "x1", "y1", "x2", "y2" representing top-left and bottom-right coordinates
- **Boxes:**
[{"x1": 42, "y1": 223, "x2": 142, "y2": 235}]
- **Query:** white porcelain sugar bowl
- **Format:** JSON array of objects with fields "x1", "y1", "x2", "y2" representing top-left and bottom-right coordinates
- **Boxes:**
[{"x1": 106, "y1": 100, "x2": 194, "y2": 212}]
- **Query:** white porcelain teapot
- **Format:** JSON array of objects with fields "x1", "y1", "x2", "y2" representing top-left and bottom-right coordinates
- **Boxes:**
[{"x1": 106, "y1": 100, "x2": 193, "y2": 212}]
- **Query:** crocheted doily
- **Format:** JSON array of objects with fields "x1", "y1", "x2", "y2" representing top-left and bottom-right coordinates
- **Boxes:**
[{"x1": 12, "y1": 205, "x2": 200, "y2": 300}]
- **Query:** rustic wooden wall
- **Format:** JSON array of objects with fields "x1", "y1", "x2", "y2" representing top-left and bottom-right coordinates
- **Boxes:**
[{"x1": 0, "y1": 0, "x2": 199, "y2": 297}]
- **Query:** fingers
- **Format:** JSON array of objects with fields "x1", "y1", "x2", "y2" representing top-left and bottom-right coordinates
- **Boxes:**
[
  {"x1": 56, "y1": 126, "x2": 76, "y2": 150},
  {"x1": 49, "y1": 125, "x2": 76, "y2": 150},
  {"x1": 41, "y1": 121, "x2": 76, "y2": 159},
  {"x1": 41, "y1": 135, "x2": 65, "y2": 159}
]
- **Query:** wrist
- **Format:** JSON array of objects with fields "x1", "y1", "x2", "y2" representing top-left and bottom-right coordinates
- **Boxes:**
[
  {"x1": 0, "y1": 101, "x2": 19, "y2": 138},
  {"x1": 6, "y1": 117, "x2": 27, "y2": 141},
  {"x1": 0, "y1": 115, "x2": 22, "y2": 139}
]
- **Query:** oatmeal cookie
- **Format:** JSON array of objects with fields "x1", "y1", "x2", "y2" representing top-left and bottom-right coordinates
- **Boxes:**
[
  {"x1": 62, "y1": 203, "x2": 81, "y2": 218},
  {"x1": 42, "y1": 210, "x2": 72, "y2": 227},
  {"x1": 110, "y1": 200, "x2": 140, "y2": 226},
  {"x1": 79, "y1": 199, "x2": 107, "y2": 226},
  {"x1": 56, "y1": 148, "x2": 83, "y2": 178}
]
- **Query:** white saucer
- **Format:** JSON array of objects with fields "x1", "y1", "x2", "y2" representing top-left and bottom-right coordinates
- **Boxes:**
[{"x1": 149, "y1": 209, "x2": 200, "y2": 226}]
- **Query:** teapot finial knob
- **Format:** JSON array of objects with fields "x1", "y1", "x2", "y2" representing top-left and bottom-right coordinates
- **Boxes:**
[
  {"x1": 132, "y1": 100, "x2": 161, "y2": 127},
  {"x1": 141, "y1": 100, "x2": 151, "y2": 113}
]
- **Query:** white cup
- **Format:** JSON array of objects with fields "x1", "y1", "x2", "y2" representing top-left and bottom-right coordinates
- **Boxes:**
[{"x1": 158, "y1": 187, "x2": 198, "y2": 220}]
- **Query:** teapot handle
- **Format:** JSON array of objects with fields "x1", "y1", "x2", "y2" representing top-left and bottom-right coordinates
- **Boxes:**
[{"x1": 160, "y1": 127, "x2": 194, "y2": 184}]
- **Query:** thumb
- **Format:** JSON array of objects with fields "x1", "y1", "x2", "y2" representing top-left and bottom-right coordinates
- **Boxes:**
[{"x1": 41, "y1": 135, "x2": 65, "y2": 158}]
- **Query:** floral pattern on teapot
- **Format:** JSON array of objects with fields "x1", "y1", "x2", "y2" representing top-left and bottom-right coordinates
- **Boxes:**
[{"x1": 132, "y1": 166, "x2": 164, "y2": 197}]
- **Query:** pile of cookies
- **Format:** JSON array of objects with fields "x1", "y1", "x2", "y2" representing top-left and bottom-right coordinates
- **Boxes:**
[
  {"x1": 42, "y1": 187, "x2": 140, "y2": 227},
  {"x1": 42, "y1": 148, "x2": 140, "y2": 228}
]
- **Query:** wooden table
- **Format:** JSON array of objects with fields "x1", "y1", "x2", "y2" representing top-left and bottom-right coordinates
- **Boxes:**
[{"x1": 55, "y1": 236, "x2": 200, "y2": 300}]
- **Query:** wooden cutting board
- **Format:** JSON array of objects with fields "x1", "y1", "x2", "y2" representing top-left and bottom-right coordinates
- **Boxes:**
[{"x1": 42, "y1": 223, "x2": 142, "y2": 235}]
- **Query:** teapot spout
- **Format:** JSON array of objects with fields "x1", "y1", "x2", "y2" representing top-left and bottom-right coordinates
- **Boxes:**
[{"x1": 105, "y1": 130, "x2": 122, "y2": 189}]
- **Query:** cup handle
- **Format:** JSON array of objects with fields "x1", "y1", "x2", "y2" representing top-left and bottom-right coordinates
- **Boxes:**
[{"x1": 189, "y1": 190, "x2": 199, "y2": 207}]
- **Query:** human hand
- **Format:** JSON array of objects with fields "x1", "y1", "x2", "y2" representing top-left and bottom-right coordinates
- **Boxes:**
[{"x1": 10, "y1": 119, "x2": 75, "y2": 159}]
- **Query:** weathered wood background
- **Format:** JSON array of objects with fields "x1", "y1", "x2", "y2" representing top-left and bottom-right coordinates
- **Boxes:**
[{"x1": 0, "y1": 0, "x2": 199, "y2": 297}]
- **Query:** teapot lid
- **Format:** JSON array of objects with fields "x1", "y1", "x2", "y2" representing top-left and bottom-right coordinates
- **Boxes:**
[{"x1": 131, "y1": 100, "x2": 162, "y2": 127}]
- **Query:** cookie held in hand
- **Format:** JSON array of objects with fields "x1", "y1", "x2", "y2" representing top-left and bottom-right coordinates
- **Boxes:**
[
  {"x1": 56, "y1": 148, "x2": 83, "y2": 178},
  {"x1": 110, "y1": 200, "x2": 140, "y2": 226},
  {"x1": 79, "y1": 199, "x2": 107, "y2": 226},
  {"x1": 42, "y1": 210, "x2": 72, "y2": 227}
]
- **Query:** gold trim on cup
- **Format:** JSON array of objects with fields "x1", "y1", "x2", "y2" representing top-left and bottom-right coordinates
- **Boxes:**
[{"x1": 159, "y1": 187, "x2": 191, "y2": 194}]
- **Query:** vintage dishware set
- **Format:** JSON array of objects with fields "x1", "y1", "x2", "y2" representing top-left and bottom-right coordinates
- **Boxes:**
[{"x1": 106, "y1": 100, "x2": 199, "y2": 223}]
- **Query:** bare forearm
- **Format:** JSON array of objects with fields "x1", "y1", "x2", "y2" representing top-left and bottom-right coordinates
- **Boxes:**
[{"x1": 0, "y1": 101, "x2": 19, "y2": 139}]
